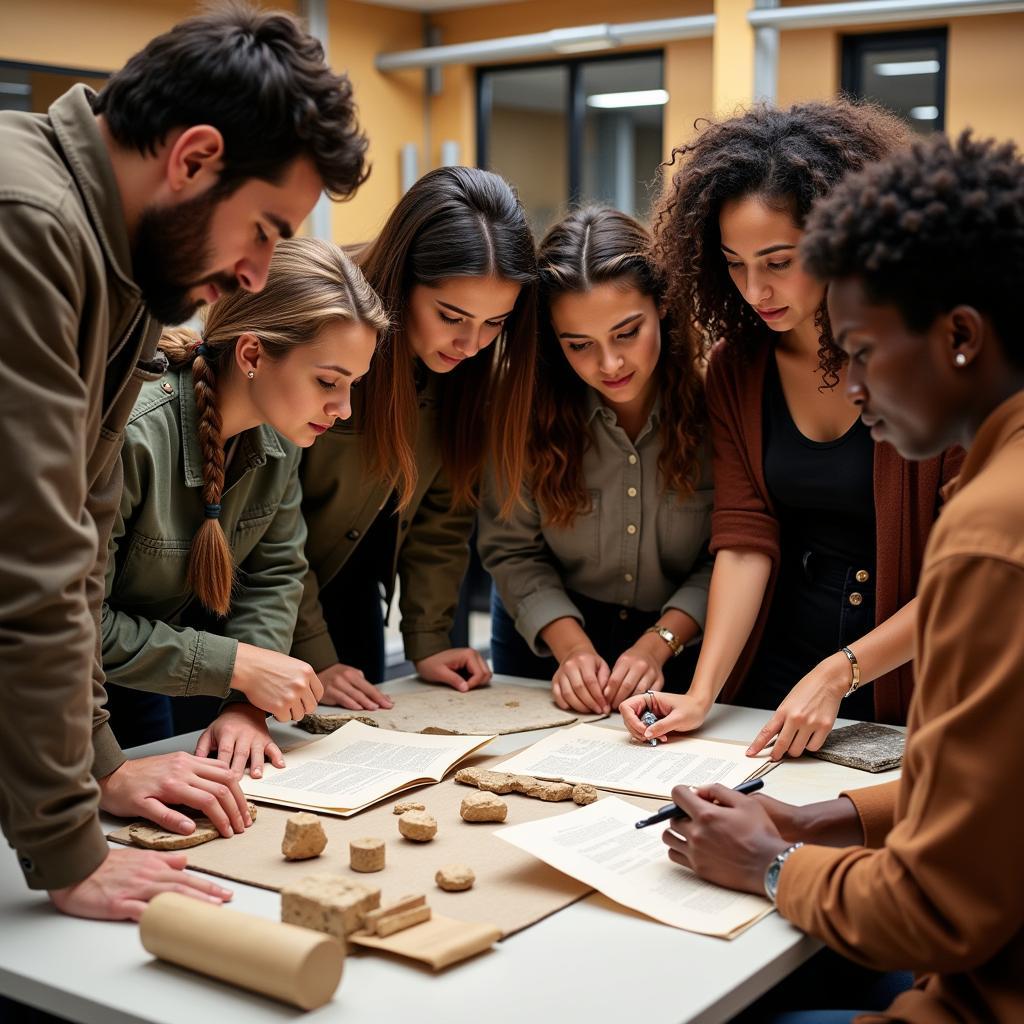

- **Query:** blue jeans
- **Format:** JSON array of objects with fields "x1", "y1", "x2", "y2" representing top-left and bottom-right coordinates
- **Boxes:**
[{"x1": 490, "y1": 589, "x2": 699, "y2": 693}]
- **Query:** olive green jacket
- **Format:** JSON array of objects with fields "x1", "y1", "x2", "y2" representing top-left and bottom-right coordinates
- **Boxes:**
[
  {"x1": 0, "y1": 85, "x2": 163, "y2": 889},
  {"x1": 102, "y1": 366, "x2": 307, "y2": 697},
  {"x1": 293, "y1": 376, "x2": 474, "y2": 670}
]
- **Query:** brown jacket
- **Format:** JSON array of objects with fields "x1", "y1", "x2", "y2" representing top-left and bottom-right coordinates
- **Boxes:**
[
  {"x1": 0, "y1": 85, "x2": 161, "y2": 889},
  {"x1": 778, "y1": 389, "x2": 1024, "y2": 1023},
  {"x1": 706, "y1": 341, "x2": 963, "y2": 721},
  {"x1": 292, "y1": 375, "x2": 474, "y2": 670}
]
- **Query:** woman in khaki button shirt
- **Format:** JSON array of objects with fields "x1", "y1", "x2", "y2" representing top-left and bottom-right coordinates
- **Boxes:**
[
  {"x1": 101, "y1": 240, "x2": 386, "y2": 813},
  {"x1": 294, "y1": 167, "x2": 538, "y2": 708},
  {"x1": 479, "y1": 208, "x2": 713, "y2": 713}
]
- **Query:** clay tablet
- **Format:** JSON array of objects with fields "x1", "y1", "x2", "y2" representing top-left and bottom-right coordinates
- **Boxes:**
[
  {"x1": 282, "y1": 812, "x2": 328, "y2": 860},
  {"x1": 398, "y1": 810, "x2": 437, "y2": 842},
  {"x1": 460, "y1": 792, "x2": 508, "y2": 823},
  {"x1": 572, "y1": 784, "x2": 599, "y2": 805},
  {"x1": 350, "y1": 838, "x2": 385, "y2": 873},
  {"x1": 435, "y1": 864, "x2": 475, "y2": 892},
  {"x1": 128, "y1": 820, "x2": 219, "y2": 850}
]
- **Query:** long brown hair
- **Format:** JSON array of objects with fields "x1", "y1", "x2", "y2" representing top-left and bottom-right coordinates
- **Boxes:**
[
  {"x1": 652, "y1": 99, "x2": 910, "y2": 386},
  {"x1": 531, "y1": 207, "x2": 705, "y2": 528},
  {"x1": 359, "y1": 165, "x2": 538, "y2": 514},
  {"x1": 159, "y1": 237, "x2": 389, "y2": 615}
]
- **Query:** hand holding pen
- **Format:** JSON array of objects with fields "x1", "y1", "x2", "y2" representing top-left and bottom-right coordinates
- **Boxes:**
[{"x1": 635, "y1": 777, "x2": 765, "y2": 828}]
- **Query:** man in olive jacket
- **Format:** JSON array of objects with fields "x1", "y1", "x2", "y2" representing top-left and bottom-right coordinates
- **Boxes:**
[{"x1": 0, "y1": 5, "x2": 367, "y2": 920}]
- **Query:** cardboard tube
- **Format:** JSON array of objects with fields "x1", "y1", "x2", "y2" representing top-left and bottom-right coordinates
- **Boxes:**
[{"x1": 139, "y1": 893, "x2": 343, "y2": 1010}]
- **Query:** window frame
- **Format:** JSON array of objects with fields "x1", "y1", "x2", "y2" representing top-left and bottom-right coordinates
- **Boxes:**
[
  {"x1": 840, "y1": 27, "x2": 948, "y2": 133},
  {"x1": 475, "y1": 48, "x2": 664, "y2": 205}
]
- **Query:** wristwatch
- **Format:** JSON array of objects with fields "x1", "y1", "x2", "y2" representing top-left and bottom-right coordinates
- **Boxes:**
[
  {"x1": 840, "y1": 645, "x2": 861, "y2": 698},
  {"x1": 644, "y1": 625, "x2": 684, "y2": 658},
  {"x1": 764, "y1": 842, "x2": 804, "y2": 903}
]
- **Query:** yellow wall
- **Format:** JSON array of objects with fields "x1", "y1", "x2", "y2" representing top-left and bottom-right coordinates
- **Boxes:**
[{"x1": 324, "y1": 1, "x2": 423, "y2": 243}]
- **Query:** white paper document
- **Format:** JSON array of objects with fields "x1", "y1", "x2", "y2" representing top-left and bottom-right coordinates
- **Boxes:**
[
  {"x1": 496, "y1": 796, "x2": 773, "y2": 938},
  {"x1": 241, "y1": 721, "x2": 494, "y2": 815},
  {"x1": 494, "y1": 723, "x2": 772, "y2": 800}
]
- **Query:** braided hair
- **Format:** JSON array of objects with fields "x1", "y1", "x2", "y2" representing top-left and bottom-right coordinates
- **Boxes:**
[
  {"x1": 801, "y1": 131, "x2": 1024, "y2": 369},
  {"x1": 159, "y1": 237, "x2": 388, "y2": 615},
  {"x1": 652, "y1": 99, "x2": 909, "y2": 386}
]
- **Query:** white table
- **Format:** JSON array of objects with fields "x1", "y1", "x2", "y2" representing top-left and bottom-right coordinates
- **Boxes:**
[{"x1": 0, "y1": 675, "x2": 899, "y2": 1024}]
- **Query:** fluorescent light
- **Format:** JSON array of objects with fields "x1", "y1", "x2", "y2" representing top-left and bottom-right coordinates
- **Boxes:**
[
  {"x1": 555, "y1": 40, "x2": 617, "y2": 54},
  {"x1": 0, "y1": 82, "x2": 31, "y2": 96},
  {"x1": 874, "y1": 59, "x2": 940, "y2": 77},
  {"x1": 909, "y1": 105, "x2": 940, "y2": 120},
  {"x1": 586, "y1": 89, "x2": 669, "y2": 109}
]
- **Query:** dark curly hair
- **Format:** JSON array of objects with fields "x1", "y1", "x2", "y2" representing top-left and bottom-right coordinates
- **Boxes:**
[
  {"x1": 652, "y1": 99, "x2": 909, "y2": 386},
  {"x1": 801, "y1": 131, "x2": 1024, "y2": 370},
  {"x1": 530, "y1": 207, "x2": 704, "y2": 528},
  {"x1": 95, "y1": 2, "x2": 368, "y2": 200}
]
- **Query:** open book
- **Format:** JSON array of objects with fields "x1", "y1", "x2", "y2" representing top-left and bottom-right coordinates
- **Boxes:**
[
  {"x1": 494, "y1": 723, "x2": 774, "y2": 800},
  {"x1": 240, "y1": 721, "x2": 494, "y2": 816}
]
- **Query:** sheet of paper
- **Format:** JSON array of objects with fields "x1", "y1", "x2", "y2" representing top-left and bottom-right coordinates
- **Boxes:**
[
  {"x1": 496, "y1": 796, "x2": 772, "y2": 939},
  {"x1": 494, "y1": 723, "x2": 770, "y2": 800},
  {"x1": 241, "y1": 721, "x2": 493, "y2": 814}
]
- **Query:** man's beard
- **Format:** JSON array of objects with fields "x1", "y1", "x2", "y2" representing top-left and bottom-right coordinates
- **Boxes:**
[{"x1": 132, "y1": 186, "x2": 240, "y2": 326}]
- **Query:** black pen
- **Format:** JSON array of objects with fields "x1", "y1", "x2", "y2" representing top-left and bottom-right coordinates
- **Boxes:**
[{"x1": 634, "y1": 777, "x2": 765, "y2": 829}]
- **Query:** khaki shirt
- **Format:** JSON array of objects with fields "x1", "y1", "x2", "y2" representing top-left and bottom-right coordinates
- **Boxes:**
[
  {"x1": 293, "y1": 374, "x2": 474, "y2": 669},
  {"x1": 0, "y1": 85, "x2": 161, "y2": 889},
  {"x1": 478, "y1": 392, "x2": 714, "y2": 656},
  {"x1": 102, "y1": 366, "x2": 307, "y2": 696},
  {"x1": 778, "y1": 390, "x2": 1024, "y2": 1023}
]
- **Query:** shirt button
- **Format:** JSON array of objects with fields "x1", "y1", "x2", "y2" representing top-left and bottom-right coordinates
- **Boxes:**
[
  {"x1": 627, "y1": 486, "x2": 637, "y2": 498},
  {"x1": 626, "y1": 524, "x2": 637, "y2": 535},
  {"x1": 400, "y1": 520, "x2": 410, "y2": 530},
  {"x1": 627, "y1": 454, "x2": 638, "y2": 465},
  {"x1": 345, "y1": 528, "x2": 361, "y2": 541},
  {"x1": 161, "y1": 381, "x2": 174, "y2": 394},
  {"x1": 848, "y1": 592, "x2": 863, "y2": 607},
  {"x1": 624, "y1": 573, "x2": 633, "y2": 582},
  {"x1": 618, "y1": 609, "x2": 629, "y2": 621},
  {"x1": 855, "y1": 569, "x2": 870, "y2": 583}
]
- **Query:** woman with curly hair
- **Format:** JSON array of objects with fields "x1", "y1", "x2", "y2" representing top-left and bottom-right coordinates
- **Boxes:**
[
  {"x1": 652, "y1": 129, "x2": 1024, "y2": 1024},
  {"x1": 479, "y1": 207, "x2": 712, "y2": 712},
  {"x1": 622, "y1": 100, "x2": 963, "y2": 758}
]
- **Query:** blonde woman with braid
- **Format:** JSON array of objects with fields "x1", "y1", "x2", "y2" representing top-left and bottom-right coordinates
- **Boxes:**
[{"x1": 98, "y1": 238, "x2": 385, "y2": 841}]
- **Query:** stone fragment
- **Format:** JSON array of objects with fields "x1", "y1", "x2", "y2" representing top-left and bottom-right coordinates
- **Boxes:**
[
  {"x1": 349, "y1": 837, "x2": 385, "y2": 873},
  {"x1": 398, "y1": 810, "x2": 437, "y2": 842},
  {"x1": 572, "y1": 784, "x2": 599, "y2": 805},
  {"x1": 435, "y1": 864, "x2": 475, "y2": 892},
  {"x1": 517, "y1": 778, "x2": 574, "y2": 802},
  {"x1": 454, "y1": 766, "x2": 575, "y2": 802},
  {"x1": 281, "y1": 874, "x2": 381, "y2": 940},
  {"x1": 297, "y1": 713, "x2": 379, "y2": 734},
  {"x1": 459, "y1": 792, "x2": 508, "y2": 823},
  {"x1": 282, "y1": 812, "x2": 328, "y2": 860},
  {"x1": 376, "y1": 904, "x2": 431, "y2": 937},
  {"x1": 392, "y1": 799, "x2": 426, "y2": 815},
  {"x1": 128, "y1": 820, "x2": 218, "y2": 850}
]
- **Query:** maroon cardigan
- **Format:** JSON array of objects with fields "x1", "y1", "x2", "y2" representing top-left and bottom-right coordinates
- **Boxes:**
[{"x1": 706, "y1": 340, "x2": 964, "y2": 723}]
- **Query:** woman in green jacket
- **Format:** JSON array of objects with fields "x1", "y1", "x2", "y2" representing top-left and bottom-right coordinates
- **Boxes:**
[
  {"x1": 293, "y1": 166, "x2": 538, "y2": 708},
  {"x1": 102, "y1": 237, "x2": 387, "y2": 777}
]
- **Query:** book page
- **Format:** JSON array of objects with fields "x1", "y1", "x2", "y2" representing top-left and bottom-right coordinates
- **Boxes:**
[
  {"x1": 241, "y1": 721, "x2": 493, "y2": 814},
  {"x1": 496, "y1": 796, "x2": 772, "y2": 939},
  {"x1": 494, "y1": 724, "x2": 770, "y2": 800}
]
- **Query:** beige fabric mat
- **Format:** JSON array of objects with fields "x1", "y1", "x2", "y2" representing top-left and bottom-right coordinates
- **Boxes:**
[
  {"x1": 110, "y1": 750, "x2": 662, "y2": 938},
  {"x1": 305, "y1": 683, "x2": 608, "y2": 736}
]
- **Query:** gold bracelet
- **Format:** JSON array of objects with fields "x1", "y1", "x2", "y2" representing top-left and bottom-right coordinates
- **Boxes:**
[
  {"x1": 840, "y1": 646, "x2": 861, "y2": 697},
  {"x1": 644, "y1": 626, "x2": 684, "y2": 658}
]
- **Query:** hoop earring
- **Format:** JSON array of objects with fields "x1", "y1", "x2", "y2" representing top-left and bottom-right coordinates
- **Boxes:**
[
  {"x1": 247, "y1": 370, "x2": 255, "y2": 379},
  {"x1": 954, "y1": 353, "x2": 967, "y2": 367}
]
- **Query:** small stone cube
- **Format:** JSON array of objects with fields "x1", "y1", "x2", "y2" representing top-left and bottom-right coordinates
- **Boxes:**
[{"x1": 280, "y1": 874, "x2": 381, "y2": 940}]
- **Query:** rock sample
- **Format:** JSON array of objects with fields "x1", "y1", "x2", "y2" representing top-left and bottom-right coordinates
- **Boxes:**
[
  {"x1": 397, "y1": 810, "x2": 437, "y2": 842},
  {"x1": 392, "y1": 799, "x2": 426, "y2": 815},
  {"x1": 454, "y1": 766, "x2": 575, "y2": 803},
  {"x1": 572, "y1": 784, "x2": 599, "y2": 805},
  {"x1": 282, "y1": 812, "x2": 328, "y2": 860},
  {"x1": 281, "y1": 875, "x2": 381, "y2": 941},
  {"x1": 435, "y1": 864, "x2": 475, "y2": 892},
  {"x1": 349, "y1": 838, "x2": 385, "y2": 873},
  {"x1": 459, "y1": 792, "x2": 508, "y2": 823}
]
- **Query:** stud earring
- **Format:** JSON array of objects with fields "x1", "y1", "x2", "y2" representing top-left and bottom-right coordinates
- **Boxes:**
[
  {"x1": 954, "y1": 353, "x2": 967, "y2": 367},
  {"x1": 247, "y1": 370, "x2": 255, "y2": 379}
]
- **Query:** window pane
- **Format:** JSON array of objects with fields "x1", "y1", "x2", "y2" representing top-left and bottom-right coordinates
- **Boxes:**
[
  {"x1": 581, "y1": 56, "x2": 664, "y2": 219},
  {"x1": 484, "y1": 65, "x2": 569, "y2": 237},
  {"x1": 844, "y1": 36, "x2": 945, "y2": 134}
]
